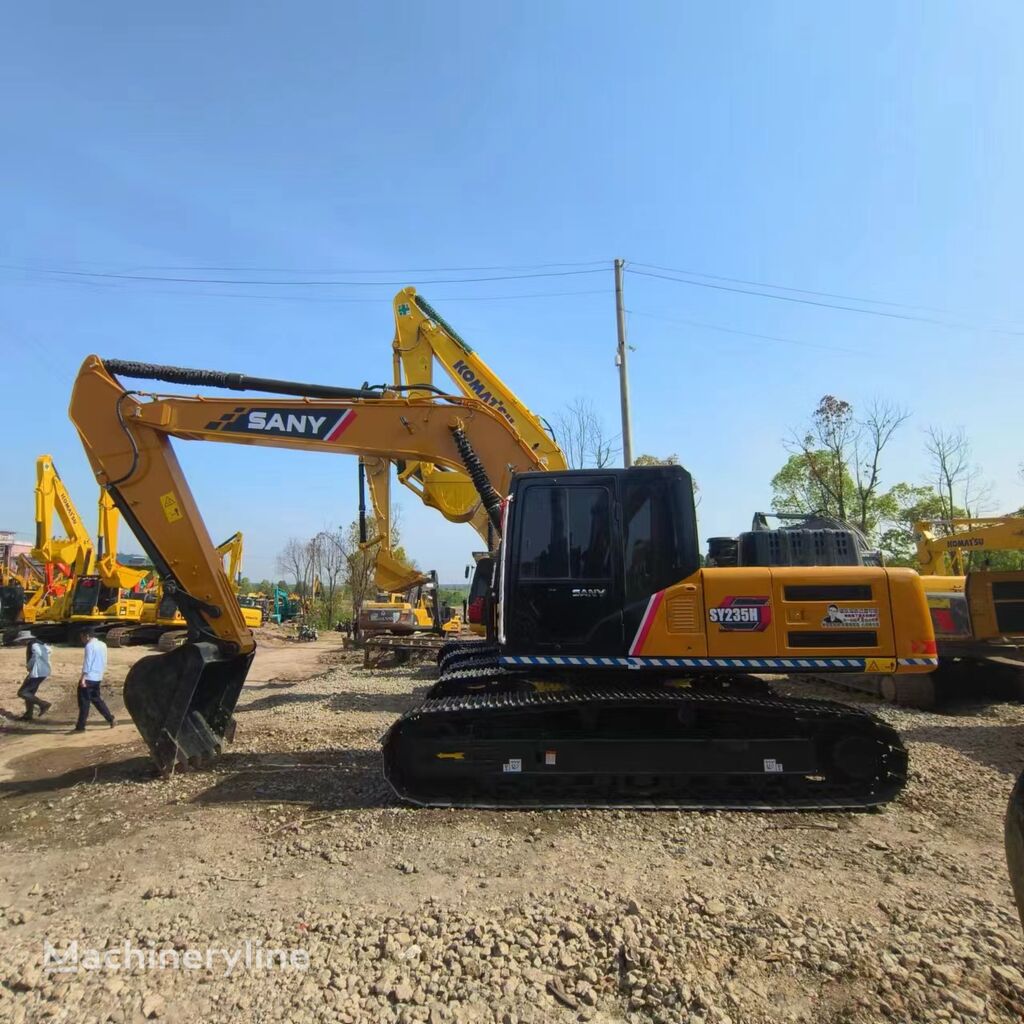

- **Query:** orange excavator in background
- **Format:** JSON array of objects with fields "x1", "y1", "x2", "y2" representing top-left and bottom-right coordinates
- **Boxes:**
[{"x1": 69, "y1": 349, "x2": 937, "y2": 814}]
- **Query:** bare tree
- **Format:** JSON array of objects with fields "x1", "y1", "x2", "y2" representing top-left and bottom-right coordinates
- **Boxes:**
[
  {"x1": 925, "y1": 426, "x2": 992, "y2": 519},
  {"x1": 852, "y1": 399, "x2": 911, "y2": 532},
  {"x1": 786, "y1": 395, "x2": 908, "y2": 534},
  {"x1": 310, "y1": 527, "x2": 348, "y2": 626},
  {"x1": 344, "y1": 520, "x2": 378, "y2": 623},
  {"x1": 554, "y1": 397, "x2": 620, "y2": 469},
  {"x1": 276, "y1": 537, "x2": 315, "y2": 595}
]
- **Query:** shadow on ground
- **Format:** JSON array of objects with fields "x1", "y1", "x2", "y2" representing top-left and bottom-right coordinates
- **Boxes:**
[{"x1": 188, "y1": 747, "x2": 394, "y2": 810}]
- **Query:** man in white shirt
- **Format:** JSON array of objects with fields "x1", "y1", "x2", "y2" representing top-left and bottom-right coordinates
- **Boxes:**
[{"x1": 75, "y1": 627, "x2": 116, "y2": 731}]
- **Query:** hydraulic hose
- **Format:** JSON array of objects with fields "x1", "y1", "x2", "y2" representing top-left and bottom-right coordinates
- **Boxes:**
[{"x1": 450, "y1": 425, "x2": 503, "y2": 535}]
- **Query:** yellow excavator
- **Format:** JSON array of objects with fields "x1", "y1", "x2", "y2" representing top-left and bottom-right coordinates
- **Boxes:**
[
  {"x1": 915, "y1": 517, "x2": 1024, "y2": 672},
  {"x1": 69, "y1": 349, "x2": 939, "y2": 818},
  {"x1": 355, "y1": 457, "x2": 462, "y2": 638},
  {"x1": 108, "y1": 530, "x2": 261, "y2": 649},
  {"x1": 357, "y1": 289, "x2": 569, "y2": 638},
  {"x1": 25, "y1": 455, "x2": 148, "y2": 642}
]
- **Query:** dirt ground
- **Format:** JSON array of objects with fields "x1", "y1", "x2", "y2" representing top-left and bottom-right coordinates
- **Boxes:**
[{"x1": 1, "y1": 634, "x2": 1023, "y2": 1024}]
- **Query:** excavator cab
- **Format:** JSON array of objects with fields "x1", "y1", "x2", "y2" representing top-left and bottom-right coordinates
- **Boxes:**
[{"x1": 501, "y1": 466, "x2": 699, "y2": 657}]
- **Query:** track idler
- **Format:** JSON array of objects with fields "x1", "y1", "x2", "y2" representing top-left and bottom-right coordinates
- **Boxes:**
[{"x1": 123, "y1": 642, "x2": 254, "y2": 773}]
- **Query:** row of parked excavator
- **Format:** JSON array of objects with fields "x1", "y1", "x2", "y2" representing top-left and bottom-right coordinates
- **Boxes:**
[{"x1": 0, "y1": 455, "x2": 262, "y2": 647}]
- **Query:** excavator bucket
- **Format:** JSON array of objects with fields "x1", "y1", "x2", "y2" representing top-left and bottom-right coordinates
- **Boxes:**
[
  {"x1": 123, "y1": 643, "x2": 255, "y2": 773},
  {"x1": 1007, "y1": 768, "x2": 1024, "y2": 932},
  {"x1": 374, "y1": 548, "x2": 432, "y2": 594}
]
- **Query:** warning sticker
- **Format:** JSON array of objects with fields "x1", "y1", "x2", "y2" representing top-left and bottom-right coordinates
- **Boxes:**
[
  {"x1": 763, "y1": 758, "x2": 784, "y2": 773},
  {"x1": 866, "y1": 659, "x2": 897, "y2": 673},
  {"x1": 502, "y1": 758, "x2": 522, "y2": 774},
  {"x1": 544, "y1": 751, "x2": 557, "y2": 766},
  {"x1": 159, "y1": 491, "x2": 183, "y2": 523}
]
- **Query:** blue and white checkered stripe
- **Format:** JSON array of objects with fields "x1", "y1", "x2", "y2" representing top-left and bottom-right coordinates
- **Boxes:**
[
  {"x1": 898, "y1": 657, "x2": 939, "y2": 667},
  {"x1": 499, "y1": 655, "x2": 869, "y2": 671}
]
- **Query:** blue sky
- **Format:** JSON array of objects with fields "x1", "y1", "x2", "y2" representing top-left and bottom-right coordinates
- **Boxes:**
[{"x1": 2, "y1": 2, "x2": 1022, "y2": 582}]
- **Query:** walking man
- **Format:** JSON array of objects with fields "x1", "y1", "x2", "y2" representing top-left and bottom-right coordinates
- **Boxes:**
[
  {"x1": 13, "y1": 629, "x2": 52, "y2": 721},
  {"x1": 76, "y1": 627, "x2": 116, "y2": 731}
]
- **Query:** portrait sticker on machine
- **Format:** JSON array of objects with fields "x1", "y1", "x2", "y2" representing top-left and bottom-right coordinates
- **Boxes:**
[
  {"x1": 708, "y1": 596, "x2": 772, "y2": 632},
  {"x1": 820, "y1": 605, "x2": 880, "y2": 628},
  {"x1": 205, "y1": 407, "x2": 356, "y2": 442}
]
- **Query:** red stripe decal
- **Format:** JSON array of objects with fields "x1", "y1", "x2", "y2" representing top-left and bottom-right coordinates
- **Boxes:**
[
  {"x1": 325, "y1": 411, "x2": 355, "y2": 441},
  {"x1": 629, "y1": 590, "x2": 665, "y2": 656}
]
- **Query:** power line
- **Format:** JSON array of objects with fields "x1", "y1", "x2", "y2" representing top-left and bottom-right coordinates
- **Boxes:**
[
  {"x1": 6, "y1": 257, "x2": 608, "y2": 274},
  {"x1": 9, "y1": 276, "x2": 608, "y2": 305},
  {"x1": 631, "y1": 260, "x2": 1019, "y2": 323},
  {"x1": 127, "y1": 259, "x2": 611, "y2": 274},
  {"x1": 0, "y1": 265, "x2": 606, "y2": 287},
  {"x1": 627, "y1": 308, "x2": 862, "y2": 355},
  {"x1": 628, "y1": 267, "x2": 1024, "y2": 337}
]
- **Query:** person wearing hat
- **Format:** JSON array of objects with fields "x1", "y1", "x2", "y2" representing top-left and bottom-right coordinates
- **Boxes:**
[{"x1": 13, "y1": 629, "x2": 52, "y2": 721}]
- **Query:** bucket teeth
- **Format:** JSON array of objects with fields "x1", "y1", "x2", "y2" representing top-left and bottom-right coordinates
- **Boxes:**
[{"x1": 123, "y1": 643, "x2": 253, "y2": 773}]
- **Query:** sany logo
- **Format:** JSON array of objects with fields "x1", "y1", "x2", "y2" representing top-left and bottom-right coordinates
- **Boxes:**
[
  {"x1": 247, "y1": 411, "x2": 326, "y2": 433},
  {"x1": 450, "y1": 360, "x2": 515, "y2": 425},
  {"x1": 208, "y1": 408, "x2": 356, "y2": 442}
]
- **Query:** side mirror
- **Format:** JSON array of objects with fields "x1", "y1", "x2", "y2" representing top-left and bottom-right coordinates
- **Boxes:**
[{"x1": 464, "y1": 565, "x2": 470, "y2": 579}]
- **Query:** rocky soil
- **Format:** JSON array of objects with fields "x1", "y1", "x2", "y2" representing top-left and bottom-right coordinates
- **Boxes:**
[{"x1": 1, "y1": 638, "x2": 1023, "y2": 1023}]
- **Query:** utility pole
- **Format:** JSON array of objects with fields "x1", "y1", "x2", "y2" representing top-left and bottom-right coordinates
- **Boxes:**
[{"x1": 614, "y1": 258, "x2": 633, "y2": 467}]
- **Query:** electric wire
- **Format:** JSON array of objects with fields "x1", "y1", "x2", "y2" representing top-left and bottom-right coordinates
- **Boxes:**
[
  {"x1": 628, "y1": 267, "x2": 1024, "y2": 337},
  {"x1": 626, "y1": 309, "x2": 861, "y2": 355},
  {"x1": 0, "y1": 265, "x2": 606, "y2": 287}
]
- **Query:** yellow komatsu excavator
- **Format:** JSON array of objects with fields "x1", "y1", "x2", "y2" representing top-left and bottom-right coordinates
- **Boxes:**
[
  {"x1": 70, "y1": 350, "x2": 939, "y2": 820},
  {"x1": 388, "y1": 287, "x2": 568, "y2": 536},
  {"x1": 355, "y1": 457, "x2": 461, "y2": 638},
  {"x1": 357, "y1": 290, "x2": 569, "y2": 637},
  {"x1": 913, "y1": 516, "x2": 1024, "y2": 694},
  {"x1": 27, "y1": 455, "x2": 148, "y2": 642}
]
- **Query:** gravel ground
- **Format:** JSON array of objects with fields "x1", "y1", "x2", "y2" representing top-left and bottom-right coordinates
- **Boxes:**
[{"x1": 1, "y1": 639, "x2": 1023, "y2": 1024}]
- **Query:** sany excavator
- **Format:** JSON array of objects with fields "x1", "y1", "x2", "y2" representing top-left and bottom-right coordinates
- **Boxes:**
[
  {"x1": 26, "y1": 455, "x2": 149, "y2": 643},
  {"x1": 70, "y1": 351, "x2": 939, "y2": 811}
]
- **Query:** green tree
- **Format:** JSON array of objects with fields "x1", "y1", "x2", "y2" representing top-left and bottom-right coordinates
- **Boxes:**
[
  {"x1": 634, "y1": 453, "x2": 679, "y2": 466},
  {"x1": 874, "y1": 483, "x2": 953, "y2": 566}
]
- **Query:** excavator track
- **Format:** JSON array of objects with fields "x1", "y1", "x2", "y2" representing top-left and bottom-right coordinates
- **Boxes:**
[{"x1": 382, "y1": 681, "x2": 908, "y2": 810}]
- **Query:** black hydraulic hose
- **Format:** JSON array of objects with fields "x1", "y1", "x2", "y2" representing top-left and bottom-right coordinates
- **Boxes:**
[
  {"x1": 358, "y1": 461, "x2": 368, "y2": 544},
  {"x1": 414, "y1": 294, "x2": 470, "y2": 349},
  {"x1": 450, "y1": 426, "x2": 503, "y2": 535},
  {"x1": 104, "y1": 359, "x2": 382, "y2": 401}
]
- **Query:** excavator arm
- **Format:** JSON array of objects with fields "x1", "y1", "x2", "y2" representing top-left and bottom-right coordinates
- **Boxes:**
[
  {"x1": 915, "y1": 515, "x2": 1024, "y2": 575},
  {"x1": 96, "y1": 490, "x2": 150, "y2": 589},
  {"x1": 34, "y1": 455, "x2": 95, "y2": 576},
  {"x1": 387, "y1": 288, "x2": 567, "y2": 539},
  {"x1": 69, "y1": 355, "x2": 542, "y2": 770},
  {"x1": 359, "y1": 456, "x2": 433, "y2": 594}
]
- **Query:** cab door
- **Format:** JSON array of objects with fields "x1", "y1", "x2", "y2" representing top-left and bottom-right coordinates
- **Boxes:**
[{"x1": 504, "y1": 477, "x2": 622, "y2": 656}]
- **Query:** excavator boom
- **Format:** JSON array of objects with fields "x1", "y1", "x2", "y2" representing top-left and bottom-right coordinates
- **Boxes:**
[{"x1": 69, "y1": 355, "x2": 543, "y2": 769}]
